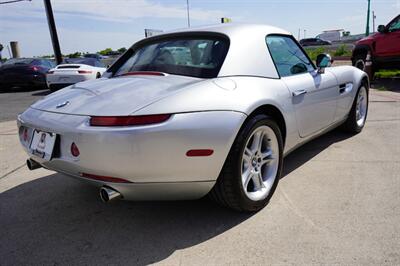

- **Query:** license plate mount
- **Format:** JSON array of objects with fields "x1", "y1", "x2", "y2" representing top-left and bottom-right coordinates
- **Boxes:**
[{"x1": 29, "y1": 130, "x2": 57, "y2": 161}]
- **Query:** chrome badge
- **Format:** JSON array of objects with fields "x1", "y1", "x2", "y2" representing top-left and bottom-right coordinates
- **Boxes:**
[{"x1": 56, "y1": 101, "x2": 70, "y2": 109}]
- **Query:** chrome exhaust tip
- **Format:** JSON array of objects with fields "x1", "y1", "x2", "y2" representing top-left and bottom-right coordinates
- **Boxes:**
[
  {"x1": 100, "y1": 186, "x2": 121, "y2": 203},
  {"x1": 26, "y1": 159, "x2": 42, "y2": 171}
]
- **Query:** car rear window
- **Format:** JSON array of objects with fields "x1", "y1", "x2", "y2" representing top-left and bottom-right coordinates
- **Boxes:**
[
  {"x1": 113, "y1": 36, "x2": 229, "y2": 78},
  {"x1": 63, "y1": 58, "x2": 103, "y2": 67},
  {"x1": 3, "y1": 58, "x2": 34, "y2": 65}
]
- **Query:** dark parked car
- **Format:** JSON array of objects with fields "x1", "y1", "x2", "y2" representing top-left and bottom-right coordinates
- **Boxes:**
[
  {"x1": 0, "y1": 58, "x2": 55, "y2": 91},
  {"x1": 83, "y1": 53, "x2": 105, "y2": 60},
  {"x1": 299, "y1": 38, "x2": 332, "y2": 47}
]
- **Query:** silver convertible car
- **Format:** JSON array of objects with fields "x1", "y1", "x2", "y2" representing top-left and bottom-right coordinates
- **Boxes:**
[{"x1": 18, "y1": 24, "x2": 369, "y2": 211}]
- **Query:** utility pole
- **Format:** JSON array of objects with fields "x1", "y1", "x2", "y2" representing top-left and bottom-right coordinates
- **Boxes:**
[
  {"x1": 298, "y1": 29, "x2": 301, "y2": 40},
  {"x1": 10, "y1": 41, "x2": 21, "y2": 58},
  {"x1": 366, "y1": 0, "x2": 371, "y2": 36},
  {"x1": 304, "y1": 29, "x2": 306, "y2": 39},
  {"x1": 43, "y1": 0, "x2": 62, "y2": 64},
  {"x1": 372, "y1": 11, "x2": 376, "y2": 33},
  {"x1": 186, "y1": 0, "x2": 190, "y2": 28}
]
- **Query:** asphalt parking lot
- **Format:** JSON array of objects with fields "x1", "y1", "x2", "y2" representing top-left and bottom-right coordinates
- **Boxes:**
[{"x1": 0, "y1": 82, "x2": 399, "y2": 265}]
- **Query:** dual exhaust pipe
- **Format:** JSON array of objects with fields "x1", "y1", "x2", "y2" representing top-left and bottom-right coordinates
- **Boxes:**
[
  {"x1": 26, "y1": 159, "x2": 42, "y2": 170},
  {"x1": 100, "y1": 186, "x2": 122, "y2": 203},
  {"x1": 26, "y1": 159, "x2": 121, "y2": 203}
]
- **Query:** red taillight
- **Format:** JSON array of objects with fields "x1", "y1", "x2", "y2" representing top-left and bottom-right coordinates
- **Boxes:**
[
  {"x1": 71, "y1": 142, "x2": 80, "y2": 157},
  {"x1": 31, "y1": 66, "x2": 40, "y2": 72},
  {"x1": 78, "y1": 70, "x2": 92, "y2": 74},
  {"x1": 80, "y1": 173, "x2": 132, "y2": 183},
  {"x1": 90, "y1": 114, "x2": 171, "y2": 127},
  {"x1": 186, "y1": 149, "x2": 214, "y2": 157}
]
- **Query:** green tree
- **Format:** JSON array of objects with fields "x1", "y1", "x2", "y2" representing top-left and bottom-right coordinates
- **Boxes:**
[
  {"x1": 66, "y1": 52, "x2": 82, "y2": 58},
  {"x1": 99, "y1": 48, "x2": 113, "y2": 56},
  {"x1": 117, "y1": 47, "x2": 127, "y2": 53}
]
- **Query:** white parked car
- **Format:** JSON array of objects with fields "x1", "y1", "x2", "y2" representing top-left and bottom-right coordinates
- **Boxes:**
[{"x1": 46, "y1": 58, "x2": 106, "y2": 91}]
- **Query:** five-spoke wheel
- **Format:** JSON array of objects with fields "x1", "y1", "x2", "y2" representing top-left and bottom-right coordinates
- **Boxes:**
[
  {"x1": 241, "y1": 126, "x2": 279, "y2": 201},
  {"x1": 210, "y1": 114, "x2": 283, "y2": 212}
]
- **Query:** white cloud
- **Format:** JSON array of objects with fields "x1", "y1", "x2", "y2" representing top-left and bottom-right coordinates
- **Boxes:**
[
  {"x1": 1, "y1": 0, "x2": 225, "y2": 23},
  {"x1": 52, "y1": 0, "x2": 224, "y2": 22},
  {"x1": 0, "y1": 0, "x2": 226, "y2": 57}
]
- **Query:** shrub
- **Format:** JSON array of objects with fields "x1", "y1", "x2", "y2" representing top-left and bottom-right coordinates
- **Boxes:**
[
  {"x1": 304, "y1": 47, "x2": 326, "y2": 61},
  {"x1": 334, "y1": 45, "x2": 351, "y2": 57}
]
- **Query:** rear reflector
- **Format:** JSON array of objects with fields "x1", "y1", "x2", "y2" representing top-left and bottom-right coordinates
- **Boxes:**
[
  {"x1": 80, "y1": 173, "x2": 132, "y2": 183},
  {"x1": 23, "y1": 128, "x2": 28, "y2": 142},
  {"x1": 186, "y1": 149, "x2": 214, "y2": 157},
  {"x1": 71, "y1": 142, "x2": 80, "y2": 157},
  {"x1": 90, "y1": 114, "x2": 171, "y2": 127},
  {"x1": 78, "y1": 70, "x2": 92, "y2": 74}
]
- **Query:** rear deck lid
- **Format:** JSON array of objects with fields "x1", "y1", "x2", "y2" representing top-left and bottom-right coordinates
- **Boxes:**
[{"x1": 30, "y1": 75, "x2": 201, "y2": 116}]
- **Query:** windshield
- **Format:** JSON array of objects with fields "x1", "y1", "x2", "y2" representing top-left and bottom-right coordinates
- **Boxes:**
[
  {"x1": 3, "y1": 58, "x2": 34, "y2": 65},
  {"x1": 63, "y1": 58, "x2": 103, "y2": 67},
  {"x1": 114, "y1": 37, "x2": 229, "y2": 78}
]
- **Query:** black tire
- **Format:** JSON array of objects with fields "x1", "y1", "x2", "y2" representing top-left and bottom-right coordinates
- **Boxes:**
[
  {"x1": 353, "y1": 52, "x2": 376, "y2": 79},
  {"x1": 209, "y1": 114, "x2": 283, "y2": 212},
  {"x1": 353, "y1": 53, "x2": 367, "y2": 71},
  {"x1": 342, "y1": 84, "x2": 369, "y2": 133}
]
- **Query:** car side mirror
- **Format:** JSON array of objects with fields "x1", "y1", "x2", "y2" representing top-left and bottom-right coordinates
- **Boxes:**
[
  {"x1": 377, "y1": 25, "x2": 386, "y2": 33},
  {"x1": 316, "y1": 53, "x2": 333, "y2": 74}
]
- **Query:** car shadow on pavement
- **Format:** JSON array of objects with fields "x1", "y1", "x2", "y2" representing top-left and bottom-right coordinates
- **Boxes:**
[
  {"x1": 0, "y1": 174, "x2": 252, "y2": 265},
  {"x1": 31, "y1": 90, "x2": 51, "y2": 96},
  {"x1": 372, "y1": 78, "x2": 400, "y2": 92},
  {"x1": 282, "y1": 129, "x2": 352, "y2": 178},
  {"x1": 0, "y1": 129, "x2": 353, "y2": 265}
]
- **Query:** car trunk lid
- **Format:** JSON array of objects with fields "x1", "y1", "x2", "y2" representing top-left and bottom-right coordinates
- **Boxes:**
[{"x1": 31, "y1": 74, "x2": 202, "y2": 116}]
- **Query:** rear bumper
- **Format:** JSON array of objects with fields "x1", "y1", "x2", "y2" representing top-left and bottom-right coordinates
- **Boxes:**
[
  {"x1": 18, "y1": 108, "x2": 246, "y2": 199},
  {"x1": 0, "y1": 73, "x2": 46, "y2": 88}
]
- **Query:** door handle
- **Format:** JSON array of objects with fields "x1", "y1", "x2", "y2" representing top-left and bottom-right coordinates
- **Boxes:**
[{"x1": 292, "y1": 89, "x2": 307, "y2": 96}]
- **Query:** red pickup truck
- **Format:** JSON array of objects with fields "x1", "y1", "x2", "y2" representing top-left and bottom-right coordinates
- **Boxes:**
[{"x1": 352, "y1": 14, "x2": 400, "y2": 76}]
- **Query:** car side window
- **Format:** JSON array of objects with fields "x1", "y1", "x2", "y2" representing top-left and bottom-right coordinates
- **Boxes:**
[
  {"x1": 388, "y1": 17, "x2": 400, "y2": 32},
  {"x1": 42, "y1": 60, "x2": 52, "y2": 68},
  {"x1": 266, "y1": 35, "x2": 315, "y2": 77},
  {"x1": 94, "y1": 60, "x2": 104, "y2": 67}
]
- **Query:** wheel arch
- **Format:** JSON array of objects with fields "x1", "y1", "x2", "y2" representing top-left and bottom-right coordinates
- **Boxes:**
[
  {"x1": 245, "y1": 104, "x2": 287, "y2": 147},
  {"x1": 361, "y1": 75, "x2": 369, "y2": 90},
  {"x1": 352, "y1": 44, "x2": 372, "y2": 62}
]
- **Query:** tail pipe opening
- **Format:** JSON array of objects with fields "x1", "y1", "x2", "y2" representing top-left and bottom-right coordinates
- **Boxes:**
[
  {"x1": 26, "y1": 159, "x2": 42, "y2": 170},
  {"x1": 100, "y1": 186, "x2": 122, "y2": 203}
]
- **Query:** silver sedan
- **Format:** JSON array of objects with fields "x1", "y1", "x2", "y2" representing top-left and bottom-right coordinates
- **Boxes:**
[{"x1": 17, "y1": 24, "x2": 369, "y2": 211}]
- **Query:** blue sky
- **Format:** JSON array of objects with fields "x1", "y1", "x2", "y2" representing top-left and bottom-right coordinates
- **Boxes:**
[{"x1": 0, "y1": 0, "x2": 399, "y2": 57}]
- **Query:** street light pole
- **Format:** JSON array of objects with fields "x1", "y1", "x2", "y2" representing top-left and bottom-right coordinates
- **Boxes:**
[
  {"x1": 366, "y1": 0, "x2": 371, "y2": 36},
  {"x1": 43, "y1": 0, "x2": 62, "y2": 64},
  {"x1": 186, "y1": 0, "x2": 190, "y2": 28}
]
